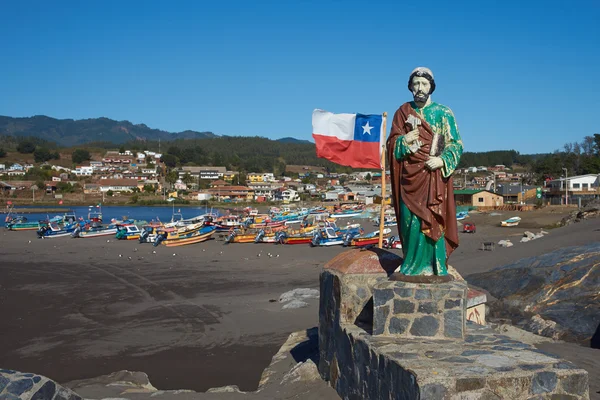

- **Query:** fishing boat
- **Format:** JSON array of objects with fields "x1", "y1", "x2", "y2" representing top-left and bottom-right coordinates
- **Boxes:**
[
  {"x1": 343, "y1": 228, "x2": 392, "y2": 247},
  {"x1": 500, "y1": 216, "x2": 522, "y2": 227},
  {"x1": 213, "y1": 215, "x2": 243, "y2": 232},
  {"x1": 310, "y1": 226, "x2": 345, "y2": 247},
  {"x1": 76, "y1": 225, "x2": 119, "y2": 238},
  {"x1": 115, "y1": 224, "x2": 142, "y2": 240},
  {"x1": 274, "y1": 230, "x2": 313, "y2": 245},
  {"x1": 37, "y1": 222, "x2": 81, "y2": 238},
  {"x1": 330, "y1": 210, "x2": 363, "y2": 219},
  {"x1": 161, "y1": 225, "x2": 216, "y2": 247}
]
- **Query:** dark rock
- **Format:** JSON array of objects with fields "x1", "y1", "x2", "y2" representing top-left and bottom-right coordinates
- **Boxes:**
[
  {"x1": 456, "y1": 377, "x2": 485, "y2": 392},
  {"x1": 418, "y1": 302, "x2": 436, "y2": 314},
  {"x1": 520, "y1": 364, "x2": 545, "y2": 370},
  {"x1": 443, "y1": 356, "x2": 474, "y2": 363},
  {"x1": 374, "y1": 289, "x2": 394, "y2": 306},
  {"x1": 420, "y1": 383, "x2": 446, "y2": 400},
  {"x1": 32, "y1": 376, "x2": 41, "y2": 383},
  {"x1": 22, "y1": 373, "x2": 34, "y2": 378},
  {"x1": 560, "y1": 373, "x2": 588, "y2": 396},
  {"x1": 465, "y1": 334, "x2": 486, "y2": 343},
  {"x1": 388, "y1": 351, "x2": 419, "y2": 360},
  {"x1": 415, "y1": 289, "x2": 431, "y2": 299},
  {"x1": 494, "y1": 366, "x2": 516, "y2": 372},
  {"x1": 31, "y1": 381, "x2": 56, "y2": 400},
  {"x1": 373, "y1": 305, "x2": 389, "y2": 335},
  {"x1": 444, "y1": 310, "x2": 463, "y2": 338},
  {"x1": 0, "y1": 376, "x2": 9, "y2": 392},
  {"x1": 553, "y1": 362, "x2": 578, "y2": 370},
  {"x1": 0, "y1": 394, "x2": 20, "y2": 400},
  {"x1": 389, "y1": 317, "x2": 410, "y2": 335},
  {"x1": 6, "y1": 379, "x2": 34, "y2": 396},
  {"x1": 531, "y1": 371, "x2": 557, "y2": 394},
  {"x1": 393, "y1": 299, "x2": 415, "y2": 314},
  {"x1": 410, "y1": 316, "x2": 439, "y2": 336},
  {"x1": 0, "y1": 370, "x2": 15, "y2": 375},
  {"x1": 461, "y1": 349, "x2": 493, "y2": 356},
  {"x1": 394, "y1": 288, "x2": 413, "y2": 298},
  {"x1": 492, "y1": 346, "x2": 515, "y2": 351},
  {"x1": 356, "y1": 287, "x2": 368, "y2": 299},
  {"x1": 445, "y1": 299, "x2": 461, "y2": 309}
]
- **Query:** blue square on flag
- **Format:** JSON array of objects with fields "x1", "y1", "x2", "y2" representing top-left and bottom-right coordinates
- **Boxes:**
[{"x1": 354, "y1": 114, "x2": 382, "y2": 143}]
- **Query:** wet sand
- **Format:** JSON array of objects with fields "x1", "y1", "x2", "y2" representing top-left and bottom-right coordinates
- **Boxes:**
[{"x1": 0, "y1": 207, "x2": 598, "y2": 395}]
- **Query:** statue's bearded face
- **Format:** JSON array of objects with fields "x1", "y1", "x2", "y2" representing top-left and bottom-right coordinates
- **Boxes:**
[{"x1": 411, "y1": 76, "x2": 431, "y2": 103}]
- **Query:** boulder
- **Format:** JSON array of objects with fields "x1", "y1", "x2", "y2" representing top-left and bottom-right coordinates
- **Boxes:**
[{"x1": 467, "y1": 243, "x2": 600, "y2": 347}]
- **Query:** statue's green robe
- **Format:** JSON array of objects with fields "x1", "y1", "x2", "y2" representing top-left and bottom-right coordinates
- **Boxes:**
[{"x1": 387, "y1": 101, "x2": 463, "y2": 276}]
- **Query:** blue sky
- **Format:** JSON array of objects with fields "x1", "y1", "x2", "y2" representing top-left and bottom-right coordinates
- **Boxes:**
[{"x1": 0, "y1": 0, "x2": 598, "y2": 154}]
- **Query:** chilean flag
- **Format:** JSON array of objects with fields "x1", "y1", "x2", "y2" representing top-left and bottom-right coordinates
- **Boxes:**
[{"x1": 312, "y1": 109, "x2": 384, "y2": 169}]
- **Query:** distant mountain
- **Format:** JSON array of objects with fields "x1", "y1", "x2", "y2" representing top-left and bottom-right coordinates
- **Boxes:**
[
  {"x1": 0, "y1": 115, "x2": 217, "y2": 146},
  {"x1": 277, "y1": 137, "x2": 312, "y2": 144}
]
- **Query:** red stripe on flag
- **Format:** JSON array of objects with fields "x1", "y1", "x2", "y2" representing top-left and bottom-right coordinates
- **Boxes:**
[{"x1": 313, "y1": 134, "x2": 381, "y2": 169}]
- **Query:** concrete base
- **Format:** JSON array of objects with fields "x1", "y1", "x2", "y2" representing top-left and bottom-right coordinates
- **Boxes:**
[{"x1": 373, "y1": 279, "x2": 468, "y2": 339}]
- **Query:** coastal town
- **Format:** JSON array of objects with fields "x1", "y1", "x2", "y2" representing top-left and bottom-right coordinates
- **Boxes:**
[{"x1": 1, "y1": 148, "x2": 599, "y2": 208}]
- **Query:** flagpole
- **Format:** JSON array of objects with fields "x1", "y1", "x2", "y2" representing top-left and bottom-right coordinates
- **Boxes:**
[{"x1": 378, "y1": 112, "x2": 388, "y2": 249}]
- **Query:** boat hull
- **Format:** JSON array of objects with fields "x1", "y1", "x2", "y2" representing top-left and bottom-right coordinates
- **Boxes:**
[{"x1": 163, "y1": 231, "x2": 215, "y2": 247}]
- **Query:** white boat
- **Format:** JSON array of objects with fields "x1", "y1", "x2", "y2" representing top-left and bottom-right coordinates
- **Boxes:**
[
  {"x1": 500, "y1": 216, "x2": 521, "y2": 227},
  {"x1": 78, "y1": 227, "x2": 118, "y2": 238}
]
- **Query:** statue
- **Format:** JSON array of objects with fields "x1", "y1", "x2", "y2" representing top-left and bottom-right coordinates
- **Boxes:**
[{"x1": 386, "y1": 67, "x2": 463, "y2": 278}]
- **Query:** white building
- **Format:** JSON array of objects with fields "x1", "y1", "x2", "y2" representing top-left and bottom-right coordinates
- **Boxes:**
[
  {"x1": 0, "y1": 164, "x2": 5, "y2": 171},
  {"x1": 73, "y1": 166, "x2": 94, "y2": 176},
  {"x1": 546, "y1": 174, "x2": 600, "y2": 192},
  {"x1": 99, "y1": 179, "x2": 139, "y2": 192},
  {"x1": 281, "y1": 189, "x2": 300, "y2": 202}
]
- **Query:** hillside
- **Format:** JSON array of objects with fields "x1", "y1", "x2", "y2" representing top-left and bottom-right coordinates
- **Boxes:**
[{"x1": 0, "y1": 115, "x2": 216, "y2": 146}]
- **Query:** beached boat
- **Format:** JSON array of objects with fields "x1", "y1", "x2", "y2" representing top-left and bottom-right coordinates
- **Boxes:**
[
  {"x1": 330, "y1": 210, "x2": 363, "y2": 219},
  {"x1": 343, "y1": 228, "x2": 392, "y2": 247},
  {"x1": 274, "y1": 230, "x2": 313, "y2": 245},
  {"x1": 115, "y1": 224, "x2": 142, "y2": 240},
  {"x1": 37, "y1": 222, "x2": 80, "y2": 238},
  {"x1": 161, "y1": 225, "x2": 216, "y2": 247},
  {"x1": 310, "y1": 226, "x2": 345, "y2": 247},
  {"x1": 500, "y1": 216, "x2": 522, "y2": 227},
  {"x1": 76, "y1": 225, "x2": 118, "y2": 238},
  {"x1": 456, "y1": 211, "x2": 469, "y2": 221}
]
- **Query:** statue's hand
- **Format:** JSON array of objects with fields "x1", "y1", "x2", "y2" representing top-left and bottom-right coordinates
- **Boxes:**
[
  {"x1": 404, "y1": 129, "x2": 420, "y2": 145},
  {"x1": 425, "y1": 156, "x2": 444, "y2": 171}
]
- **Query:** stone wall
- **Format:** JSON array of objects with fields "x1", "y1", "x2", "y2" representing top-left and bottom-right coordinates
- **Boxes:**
[
  {"x1": 318, "y1": 249, "x2": 590, "y2": 399},
  {"x1": 0, "y1": 369, "x2": 81, "y2": 400}
]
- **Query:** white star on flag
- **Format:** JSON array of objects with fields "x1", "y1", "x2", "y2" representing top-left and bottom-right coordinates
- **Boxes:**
[{"x1": 362, "y1": 121, "x2": 373, "y2": 135}]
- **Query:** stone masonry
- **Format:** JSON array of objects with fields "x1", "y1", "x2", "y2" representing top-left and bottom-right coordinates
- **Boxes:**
[
  {"x1": 373, "y1": 279, "x2": 468, "y2": 339},
  {"x1": 319, "y1": 249, "x2": 590, "y2": 399},
  {"x1": 0, "y1": 369, "x2": 82, "y2": 400}
]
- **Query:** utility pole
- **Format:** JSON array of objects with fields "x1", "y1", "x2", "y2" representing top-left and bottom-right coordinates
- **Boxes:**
[{"x1": 562, "y1": 167, "x2": 568, "y2": 206}]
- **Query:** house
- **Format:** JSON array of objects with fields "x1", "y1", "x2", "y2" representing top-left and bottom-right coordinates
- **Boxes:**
[
  {"x1": 0, "y1": 164, "x2": 5, "y2": 171},
  {"x1": 247, "y1": 182, "x2": 282, "y2": 200},
  {"x1": 7, "y1": 170, "x2": 26, "y2": 177},
  {"x1": 494, "y1": 184, "x2": 537, "y2": 204},
  {"x1": 174, "y1": 180, "x2": 187, "y2": 191},
  {"x1": 281, "y1": 189, "x2": 300, "y2": 202},
  {"x1": 207, "y1": 185, "x2": 251, "y2": 201},
  {"x1": 73, "y1": 166, "x2": 93, "y2": 176},
  {"x1": 545, "y1": 174, "x2": 599, "y2": 193},
  {"x1": 10, "y1": 163, "x2": 24, "y2": 171},
  {"x1": 222, "y1": 171, "x2": 239, "y2": 182},
  {"x1": 247, "y1": 173, "x2": 275, "y2": 183},
  {"x1": 52, "y1": 176, "x2": 62, "y2": 182},
  {"x1": 454, "y1": 189, "x2": 504, "y2": 208},
  {"x1": 98, "y1": 179, "x2": 139, "y2": 193},
  {"x1": 180, "y1": 166, "x2": 226, "y2": 180},
  {"x1": 90, "y1": 161, "x2": 103, "y2": 170}
]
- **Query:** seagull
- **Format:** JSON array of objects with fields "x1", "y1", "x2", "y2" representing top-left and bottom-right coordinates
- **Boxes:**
[
  {"x1": 276, "y1": 254, "x2": 280, "y2": 258},
  {"x1": 152, "y1": 250, "x2": 156, "y2": 254},
  {"x1": 257, "y1": 253, "x2": 261, "y2": 257},
  {"x1": 172, "y1": 253, "x2": 176, "y2": 256},
  {"x1": 133, "y1": 248, "x2": 138, "y2": 252},
  {"x1": 202, "y1": 249, "x2": 206, "y2": 252},
  {"x1": 219, "y1": 251, "x2": 223, "y2": 255},
  {"x1": 128, "y1": 256, "x2": 132, "y2": 260},
  {"x1": 28, "y1": 240, "x2": 31, "y2": 244},
  {"x1": 106, "y1": 240, "x2": 110, "y2": 243}
]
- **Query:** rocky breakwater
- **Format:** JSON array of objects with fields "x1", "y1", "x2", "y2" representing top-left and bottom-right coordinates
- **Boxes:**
[
  {"x1": 0, "y1": 369, "x2": 81, "y2": 399},
  {"x1": 468, "y1": 242, "x2": 600, "y2": 348}
]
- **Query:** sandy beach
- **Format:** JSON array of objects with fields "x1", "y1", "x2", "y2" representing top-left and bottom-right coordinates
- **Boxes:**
[{"x1": 0, "y1": 206, "x2": 598, "y2": 397}]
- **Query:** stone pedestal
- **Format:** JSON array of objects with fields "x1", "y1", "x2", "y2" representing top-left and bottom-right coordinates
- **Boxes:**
[{"x1": 373, "y1": 279, "x2": 468, "y2": 339}]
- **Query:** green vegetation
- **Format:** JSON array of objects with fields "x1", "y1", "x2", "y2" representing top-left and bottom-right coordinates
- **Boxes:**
[
  {"x1": 72, "y1": 149, "x2": 91, "y2": 164},
  {"x1": 0, "y1": 148, "x2": 6, "y2": 158}
]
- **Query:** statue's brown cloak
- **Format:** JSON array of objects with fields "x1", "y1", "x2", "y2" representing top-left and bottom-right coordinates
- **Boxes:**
[{"x1": 386, "y1": 102, "x2": 459, "y2": 259}]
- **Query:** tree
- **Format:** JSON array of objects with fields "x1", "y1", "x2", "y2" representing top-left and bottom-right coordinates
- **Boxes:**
[
  {"x1": 182, "y1": 172, "x2": 194, "y2": 186},
  {"x1": 166, "y1": 170, "x2": 179, "y2": 188},
  {"x1": 17, "y1": 140, "x2": 36, "y2": 154},
  {"x1": 119, "y1": 145, "x2": 126, "y2": 154},
  {"x1": 161, "y1": 154, "x2": 178, "y2": 169},
  {"x1": 72, "y1": 149, "x2": 91, "y2": 164},
  {"x1": 106, "y1": 190, "x2": 114, "y2": 197},
  {"x1": 0, "y1": 148, "x2": 6, "y2": 158},
  {"x1": 365, "y1": 173, "x2": 372, "y2": 181},
  {"x1": 143, "y1": 184, "x2": 157, "y2": 193},
  {"x1": 34, "y1": 147, "x2": 52, "y2": 163}
]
